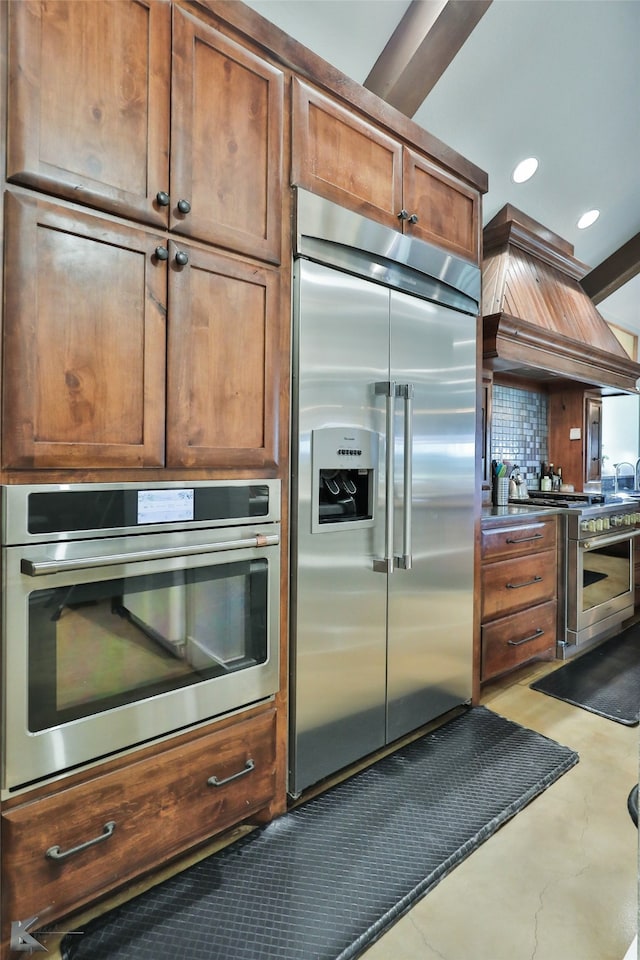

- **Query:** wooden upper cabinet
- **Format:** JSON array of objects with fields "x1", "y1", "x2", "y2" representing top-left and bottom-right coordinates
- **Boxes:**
[
  {"x1": 166, "y1": 242, "x2": 280, "y2": 469},
  {"x1": 2, "y1": 192, "x2": 167, "y2": 470},
  {"x1": 291, "y1": 79, "x2": 480, "y2": 263},
  {"x1": 291, "y1": 79, "x2": 404, "y2": 227},
  {"x1": 171, "y1": 8, "x2": 284, "y2": 264},
  {"x1": 7, "y1": 2, "x2": 284, "y2": 264},
  {"x1": 6, "y1": 0, "x2": 171, "y2": 228},
  {"x1": 403, "y1": 150, "x2": 479, "y2": 262}
]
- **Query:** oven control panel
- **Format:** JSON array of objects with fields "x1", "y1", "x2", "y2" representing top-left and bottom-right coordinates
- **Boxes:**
[{"x1": 578, "y1": 509, "x2": 640, "y2": 537}]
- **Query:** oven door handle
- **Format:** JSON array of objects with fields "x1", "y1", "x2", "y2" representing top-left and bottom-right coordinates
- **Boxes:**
[
  {"x1": 580, "y1": 529, "x2": 640, "y2": 551},
  {"x1": 20, "y1": 533, "x2": 280, "y2": 577}
]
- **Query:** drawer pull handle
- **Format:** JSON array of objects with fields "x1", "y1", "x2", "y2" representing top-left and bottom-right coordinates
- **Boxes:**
[
  {"x1": 506, "y1": 575, "x2": 543, "y2": 589},
  {"x1": 45, "y1": 820, "x2": 116, "y2": 862},
  {"x1": 508, "y1": 628, "x2": 545, "y2": 647},
  {"x1": 207, "y1": 758, "x2": 255, "y2": 788},
  {"x1": 505, "y1": 534, "x2": 543, "y2": 543}
]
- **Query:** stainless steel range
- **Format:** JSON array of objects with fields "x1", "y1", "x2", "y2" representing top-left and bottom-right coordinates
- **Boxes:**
[{"x1": 520, "y1": 490, "x2": 640, "y2": 657}]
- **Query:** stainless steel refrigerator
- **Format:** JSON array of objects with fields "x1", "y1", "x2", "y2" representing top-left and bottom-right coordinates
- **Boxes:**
[{"x1": 289, "y1": 189, "x2": 481, "y2": 796}]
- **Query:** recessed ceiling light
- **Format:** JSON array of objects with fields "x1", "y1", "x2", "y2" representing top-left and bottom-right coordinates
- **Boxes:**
[
  {"x1": 512, "y1": 157, "x2": 539, "y2": 183},
  {"x1": 577, "y1": 209, "x2": 600, "y2": 229}
]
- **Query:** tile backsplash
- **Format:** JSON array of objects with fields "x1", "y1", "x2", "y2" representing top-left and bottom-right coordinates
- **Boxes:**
[{"x1": 490, "y1": 384, "x2": 548, "y2": 488}]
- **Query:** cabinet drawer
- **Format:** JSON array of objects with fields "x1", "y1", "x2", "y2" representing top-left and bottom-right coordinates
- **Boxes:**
[
  {"x1": 482, "y1": 600, "x2": 557, "y2": 681},
  {"x1": 2, "y1": 709, "x2": 276, "y2": 924},
  {"x1": 481, "y1": 517, "x2": 557, "y2": 562},
  {"x1": 481, "y1": 550, "x2": 557, "y2": 621}
]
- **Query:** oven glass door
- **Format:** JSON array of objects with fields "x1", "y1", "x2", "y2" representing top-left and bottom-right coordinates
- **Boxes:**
[
  {"x1": 28, "y1": 559, "x2": 269, "y2": 731},
  {"x1": 581, "y1": 537, "x2": 632, "y2": 616},
  {"x1": 3, "y1": 528, "x2": 279, "y2": 790}
]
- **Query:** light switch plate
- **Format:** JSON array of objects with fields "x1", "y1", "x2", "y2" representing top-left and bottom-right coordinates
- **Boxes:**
[{"x1": 569, "y1": 427, "x2": 581, "y2": 440}]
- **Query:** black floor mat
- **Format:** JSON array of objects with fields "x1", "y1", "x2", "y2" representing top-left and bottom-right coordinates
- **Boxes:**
[
  {"x1": 531, "y1": 623, "x2": 640, "y2": 725},
  {"x1": 61, "y1": 706, "x2": 578, "y2": 960}
]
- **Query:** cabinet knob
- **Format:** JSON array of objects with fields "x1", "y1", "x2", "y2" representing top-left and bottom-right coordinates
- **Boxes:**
[
  {"x1": 409, "y1": 213, "x2": 419, "y2": 224},
  {"x1": 156, "y1": 191, "x2": 170, "y2": 207},
  {"x1": 177, "y1": 199, "x2": 192, "y2": 214},
  {"x1": 397, "y1": 209, "x2": 410, "y2": 221},
  {"x1": 175, "y1": 250, "x2": 189, "y2": 266},
  {"x1": 154, "y1": 246, "x2": 169, "y2": 261}
]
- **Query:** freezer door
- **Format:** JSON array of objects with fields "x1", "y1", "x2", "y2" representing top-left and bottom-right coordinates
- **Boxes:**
[
  {"x1": 386, "y1": 290, "x2": 475, "y2": 742},
  {"x1": 289, "y1": 260, "x2": 389, "y2": 795}
]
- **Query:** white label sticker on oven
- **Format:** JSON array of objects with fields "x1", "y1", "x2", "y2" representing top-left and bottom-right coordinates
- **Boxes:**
[{"x1": 137, "y1": 489, "x2": 194, "y2": 524}]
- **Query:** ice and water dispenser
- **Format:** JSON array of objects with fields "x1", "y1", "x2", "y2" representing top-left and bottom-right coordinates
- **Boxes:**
[{"x1": 310, "y1": 427, "x2": 378, "y2": 533}]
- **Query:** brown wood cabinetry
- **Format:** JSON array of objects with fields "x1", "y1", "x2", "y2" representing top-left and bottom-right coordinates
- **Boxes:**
[
  {"x1": 548, "y1": 386, "x2": 602, "y2": 489},
  {"x1": 2, "y1": 709, "x2": 276, "y2": 934},
  {"x1": 166, "y1": 241, "x2": 280, "y2": 469},
  {"x1": 170, "y1": 7, "x2": 284, "y2": 263},
  {"x1": 7, "y1": 1, "x2": 284, "y2": 264},
  {"x1": 480, "y1": 515, "x2": 558, "y2": 682},
  {"x1": 4, "y1": 2, "x2": 286, "y2": 473},
  {"x1": 3, "y1": 191, "x2": 281, "y2": 471},
  {"x1": 291, "y1": 79, "x2": 480, "y2": 263},
  {"x1": 3, "y1": 191, "x2": 167, "y2": 470},
  {"x1": 6, "y1": 0, "x2": 171, "y2": 229},
  {"x1": 402, "y1": 149, "x2": 479, "y2": 261}
]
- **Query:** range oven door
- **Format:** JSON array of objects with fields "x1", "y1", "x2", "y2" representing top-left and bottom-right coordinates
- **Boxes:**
[
  {"x1": 567, "y1": 529, "x2": 639, "y2": 646},
  {"x1": 2, "y1": 525, "x2": 280, "y2": 791}
]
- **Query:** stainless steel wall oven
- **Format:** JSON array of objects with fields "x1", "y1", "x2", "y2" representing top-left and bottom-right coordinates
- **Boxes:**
[{"x1": 1, "y1": 481, "x2": 280, "y2": 793}]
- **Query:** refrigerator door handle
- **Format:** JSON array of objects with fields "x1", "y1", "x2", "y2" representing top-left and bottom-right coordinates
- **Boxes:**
[
  {"x1": 373, "y1": 381, "x2": 396, "y2": 574},
  {"x1": 396, "y1": 383, "x2": 414, "y2": 570}
]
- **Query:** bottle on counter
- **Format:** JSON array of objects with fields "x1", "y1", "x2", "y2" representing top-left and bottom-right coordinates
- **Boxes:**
[{"x1": 541, "y1": 461, "x2": 552, "y2": 492}]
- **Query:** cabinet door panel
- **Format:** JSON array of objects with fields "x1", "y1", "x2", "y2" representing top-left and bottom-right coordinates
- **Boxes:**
[
  {"x1": 171, "y1": 8, "x2": 284, "y2": 263},
  {"x1": 3, "y1": 192, "x2": 166, "y2": 469},
  {"x1": 291, "y1": 79, "x2": 403, "y2": 227},
  {"x1": 7, "y1": 0, "x2": 170, "y2": 226},
  {"x1": 403, "y1": 150, "x2": 480, "y2": 262},
  {"x1": 166, "y1": 244, "x2": 279, "y2": 469}
]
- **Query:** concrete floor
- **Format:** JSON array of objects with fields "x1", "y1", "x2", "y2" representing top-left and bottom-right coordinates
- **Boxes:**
[
  {"x1": 362, "y1": 659, "x2": 639, "y2": 960},
  {"x1": 46, "y1": 658, "x2": 639, "y2": 960}
]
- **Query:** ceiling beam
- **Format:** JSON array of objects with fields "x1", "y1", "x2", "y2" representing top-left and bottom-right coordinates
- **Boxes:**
[
  {"x1": 364, "y1": 0, "x2": 492, "y2": 118},
  {"x1": 580, "y1": 232, "x2": 640, "y2": 304}
]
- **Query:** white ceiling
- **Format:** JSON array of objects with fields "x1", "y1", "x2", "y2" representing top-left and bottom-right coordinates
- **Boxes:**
[{"x1": 243, "y1": 0, "x2": 640, "y2": 335}]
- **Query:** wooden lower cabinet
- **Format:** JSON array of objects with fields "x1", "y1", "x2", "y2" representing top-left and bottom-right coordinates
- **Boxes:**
[
  {"x1": 482, "y1": 599, "x2": 557, "y2": 680},
  {"x1": 1, "y1": 709, "x2": 276, "y2": 940},
  {"x1": 480, "y1": 515, "x2": 558, "y2": 682}
]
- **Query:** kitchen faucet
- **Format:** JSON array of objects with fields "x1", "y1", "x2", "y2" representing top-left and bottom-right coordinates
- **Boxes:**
[{"x1": 614, "y1": 461, "x2": 635, "y2": 493}]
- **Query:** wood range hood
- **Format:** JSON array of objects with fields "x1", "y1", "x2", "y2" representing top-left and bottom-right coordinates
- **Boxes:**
[{"x1": 482, "y1": 205, "x2": 640, "y2": 395}]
